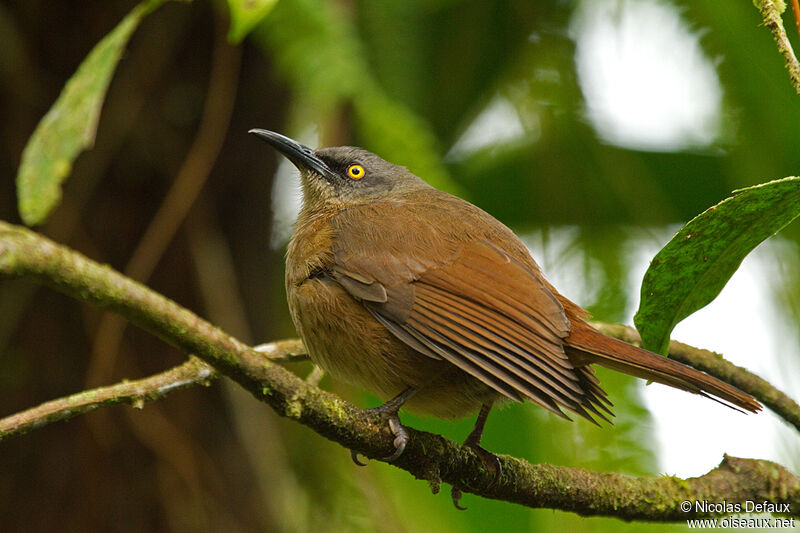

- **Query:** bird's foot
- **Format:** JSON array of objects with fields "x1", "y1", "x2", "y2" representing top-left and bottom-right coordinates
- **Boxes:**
[
  {"x1": 450, "y1": 433, "x2": 503, "y2": 511},
  {"x1": 377, "y1": 411, "x2": 410, "y2": 462},
  {"x1": 350, "y1": 409, "x2": 410, "y2": 465},
  {"x1": 450, "y1": 439, "x2": 502, "y2": 510},
  {"x1": 465, "y1": 441, "x2": 502, "y2": 486},
  {"x1": 451, "y1": 487, "x2": 467, "y2": 510},
  {"x1": 350, "y1": 388, "x2": 417, "y2": 466},
  {"x1": 350, "y1": 449, "x2": 368, "y2": 466}
]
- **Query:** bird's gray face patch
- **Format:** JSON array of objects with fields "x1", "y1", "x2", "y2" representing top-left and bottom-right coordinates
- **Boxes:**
[{"x1": 309, "y1": 147, "x2": 422, "y2": 202}]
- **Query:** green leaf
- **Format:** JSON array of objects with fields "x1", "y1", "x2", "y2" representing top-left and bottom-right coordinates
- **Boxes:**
[
  {"x1": 226, "y1": 0, "x2": 278, "y2": 43},
  {"x1": 15, "y1": 0, "x2": 166, "y2": 227},
  {"x1": 634, "y1": 176, "x2": 800, "y2": 355}
]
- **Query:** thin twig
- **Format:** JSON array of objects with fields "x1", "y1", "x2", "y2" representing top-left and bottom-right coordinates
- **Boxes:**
[
  {"x1": 0, "y1": 338, "x2": 305, "y2": 442},
  {"x1": 0, "y1": 222, "x2": 798, "y2": 519},
  {"x1": 792, "y1": 0, "x2": 800, "y2": 44},
  {"x1": 754, "y1": 0, "x2": 800, "y2": 96},
  {"x1": 0, "y1": 357, "x2": 214, "y2": 441}
]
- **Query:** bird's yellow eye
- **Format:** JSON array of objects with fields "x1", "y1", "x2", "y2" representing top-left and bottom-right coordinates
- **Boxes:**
[{"x1": 347, "y1": 164, "x2": 365, "y2": 179}]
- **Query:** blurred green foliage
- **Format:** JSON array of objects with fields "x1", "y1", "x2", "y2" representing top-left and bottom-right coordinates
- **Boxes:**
[
  {"x1": 1, "y1": 0, "x2": 799, "y2": 532},
  {"x1": 257, "y1": 0, "x2": 459, "y2": 192},
  {"x1": 226, "y1": 0, "x2": 278, "y2": 43}
]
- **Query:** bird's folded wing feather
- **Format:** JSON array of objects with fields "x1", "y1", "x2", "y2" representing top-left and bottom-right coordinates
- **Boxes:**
[{"x1": 330, "y1": 202, "x2": 611, "y2": 420}]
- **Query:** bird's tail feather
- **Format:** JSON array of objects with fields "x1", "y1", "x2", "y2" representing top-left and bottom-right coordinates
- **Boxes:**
[{"x1": 564, "y1": 323, "x2": 762, "y2": 413}]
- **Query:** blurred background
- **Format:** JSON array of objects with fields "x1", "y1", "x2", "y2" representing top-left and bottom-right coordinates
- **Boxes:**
[{"x1": 0, "y1": 0, "x2": 799, "y2": 531}]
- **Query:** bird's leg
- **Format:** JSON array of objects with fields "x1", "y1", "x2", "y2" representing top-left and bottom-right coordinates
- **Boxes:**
[
  {"x1": 351, "y1": 387, "x2": 418, "y2": 466},
  {"x1": 464, "y1": 403, "x2": 501, "y2": 476},
  {"x1": 451, "y1": 403, "x2": 500, "y2": 510}
]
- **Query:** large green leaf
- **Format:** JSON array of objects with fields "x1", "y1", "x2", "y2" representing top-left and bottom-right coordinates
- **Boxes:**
[
  {"x1": 634, "y1": 176, "x2": 800, "y2": 355},
  {"x1": 226, "y1": 0, "x2": 278, "y2": 43},
  {"x1": 15, "y1": 0, "x2": 167, "y2": 226}
]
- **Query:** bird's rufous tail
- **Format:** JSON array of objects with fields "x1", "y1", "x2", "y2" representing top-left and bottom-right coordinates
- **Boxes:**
[{"x1": 564, "y1": 322, "x2": 761, "y2": 413}]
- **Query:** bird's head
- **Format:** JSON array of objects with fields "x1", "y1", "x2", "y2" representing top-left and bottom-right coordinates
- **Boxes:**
[{"x1": 249, "y1": 129, "x2": 428, "y2": 209}]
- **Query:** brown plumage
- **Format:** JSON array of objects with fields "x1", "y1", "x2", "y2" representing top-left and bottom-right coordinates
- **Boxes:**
[{"x1": 250, "y1": 130, "x2": 760, "y2": 465}]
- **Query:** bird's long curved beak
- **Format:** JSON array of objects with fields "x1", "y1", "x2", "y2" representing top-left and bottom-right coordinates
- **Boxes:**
[{"x1": 248, "y1": 129, "x2": 337, "y2": 181}]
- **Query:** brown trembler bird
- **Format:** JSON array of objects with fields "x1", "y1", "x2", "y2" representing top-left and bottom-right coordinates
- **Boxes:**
[{"x1": 250, "y1": 129, "x2": 761, "y2": 477}]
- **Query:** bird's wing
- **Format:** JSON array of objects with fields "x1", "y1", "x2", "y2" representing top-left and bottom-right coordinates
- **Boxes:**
[{"x1": 330, "y1": 200, "x2": 610, "y2": 420}]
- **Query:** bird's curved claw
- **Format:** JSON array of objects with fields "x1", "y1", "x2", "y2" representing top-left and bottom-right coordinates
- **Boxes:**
[
  {"x1": 382, "y1": 415, "x2": 409, "y2": 462},
  {"x1": 350, "y1": 409, "x2": 410, "y2": 465},
  {"x1": 451, "y1": 487, "x2": 467, "y2": 510},
  {"x1": 449, "y1": 445, "x2": 502, "y2": 510},
  {"x1": 350, "y1": 450, "x2": 368, "y2": 466}
]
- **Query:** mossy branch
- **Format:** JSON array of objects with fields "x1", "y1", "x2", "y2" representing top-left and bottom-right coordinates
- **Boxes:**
[
  {"x1": 0, "y1": 220, "x2": 798, "y2": 520},
  {"x1": 754, "y1": 0, "x2": 800, "y2": 96}
]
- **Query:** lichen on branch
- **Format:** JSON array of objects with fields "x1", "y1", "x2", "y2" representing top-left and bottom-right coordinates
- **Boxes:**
[{"x1": 753, "y1": 0, "x2": 800, "y2": 96}]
